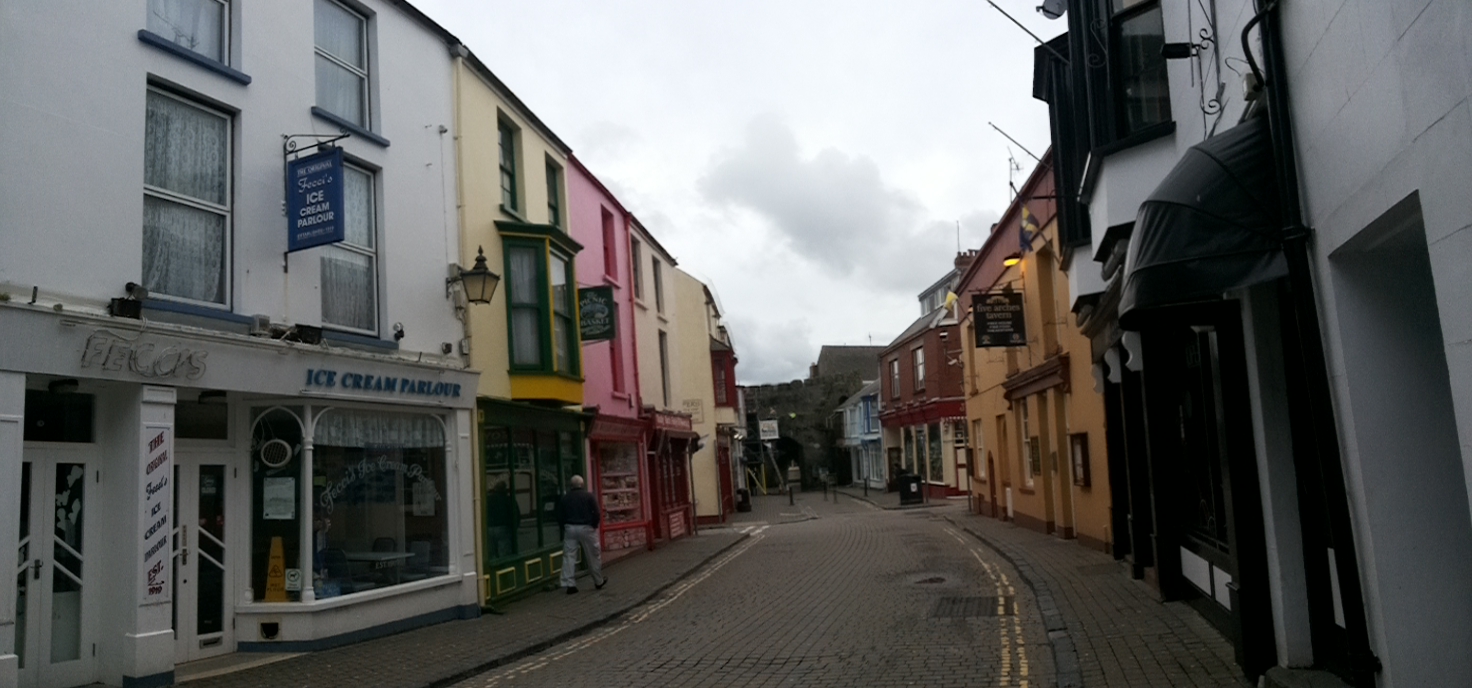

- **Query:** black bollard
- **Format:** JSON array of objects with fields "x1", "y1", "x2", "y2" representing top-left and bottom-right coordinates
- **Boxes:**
[{"x1": 789, "y1": 484, "x2": 795, "y2": 506}]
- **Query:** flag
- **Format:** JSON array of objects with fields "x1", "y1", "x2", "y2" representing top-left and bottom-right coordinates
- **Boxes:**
[{"x1": 1020, "y1": 205, "x2": 1041, "y2": 254}]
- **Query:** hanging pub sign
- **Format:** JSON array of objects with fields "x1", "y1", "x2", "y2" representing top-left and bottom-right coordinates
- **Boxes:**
[
  {"x1": 973, "y1": 291, "x2": 1027, "y2": 347},
  {"x1": 578, "y1": 286, "x2": 616, "y2": 342},
  {"x1": 286, "y1": 147, "x2": 346, "y2": 252}
]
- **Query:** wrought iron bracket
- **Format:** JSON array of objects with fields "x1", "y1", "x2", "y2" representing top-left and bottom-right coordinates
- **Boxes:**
[{"x1": 283, "y1": 133, "x2": 350, "y2": 159}]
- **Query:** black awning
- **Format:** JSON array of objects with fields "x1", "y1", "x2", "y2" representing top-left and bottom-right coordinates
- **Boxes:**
[{"x1": 1119, "y1": 116, "x2": 1286, "y2": 324}]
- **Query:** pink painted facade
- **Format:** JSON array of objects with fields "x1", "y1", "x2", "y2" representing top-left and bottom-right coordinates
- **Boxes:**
[{"x1": 567, "y1": 155, "x2": 652, "y2": 557}]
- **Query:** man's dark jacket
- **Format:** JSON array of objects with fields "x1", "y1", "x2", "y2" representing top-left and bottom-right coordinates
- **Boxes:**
[{"x1": 555, "y1": 488, "x2": 601, "y2": 528}]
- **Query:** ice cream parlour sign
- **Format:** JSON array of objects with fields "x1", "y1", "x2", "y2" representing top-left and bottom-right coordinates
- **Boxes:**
[{"x1": 305, "y1": 368, "x2": 463, "y2": 400}]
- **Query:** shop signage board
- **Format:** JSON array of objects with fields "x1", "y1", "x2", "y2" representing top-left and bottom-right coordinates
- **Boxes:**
[
  {"x1": 139, "y1": 425, "x2": 173, "y2": 605},
  {"x1": 578, "y1": 286, "x2": 616, "y2": 342},
  {"x1": 286, "y1": 147, "x2": 345, "y2": 253},
  {"x1": 758, "y1": 419, "x2": 779, "y2": 441},
  {"x1": 973, "y1": 291, "x2": 1027, "y2": 347}
]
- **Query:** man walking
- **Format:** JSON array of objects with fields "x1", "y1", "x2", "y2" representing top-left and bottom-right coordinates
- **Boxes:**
[{"x1": 556, "y1": 475, "x2": 606, "y2": 594}]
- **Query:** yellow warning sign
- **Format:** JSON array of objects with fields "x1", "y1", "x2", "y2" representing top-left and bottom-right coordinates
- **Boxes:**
[{"x1": 264, "y1": 536, "x2": 288, "y2": 602}]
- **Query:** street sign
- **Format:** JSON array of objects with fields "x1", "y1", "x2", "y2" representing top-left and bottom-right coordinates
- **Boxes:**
[
  {"x1": 758, "y1": 419, "x2": 779, "y2": 441},
  {"x1": 973, "y1": 291, "x2": 1027, "y2": 347}
]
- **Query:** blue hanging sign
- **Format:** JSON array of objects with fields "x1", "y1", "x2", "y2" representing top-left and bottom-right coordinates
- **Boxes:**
[{"x1": 286, "y1": 147, "x2": 345, "y2": 252}]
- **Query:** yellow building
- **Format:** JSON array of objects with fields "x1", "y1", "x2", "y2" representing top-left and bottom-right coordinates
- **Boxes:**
[
  {"x1": 959, "y1": 155, "x2": 1114, "y2": 551},
  {"x1": 672, "y1": 269, "x2": 736, "y2": 523},
  {"x1": 452, "y1": 50, "x2": 588, "y2": 603}
]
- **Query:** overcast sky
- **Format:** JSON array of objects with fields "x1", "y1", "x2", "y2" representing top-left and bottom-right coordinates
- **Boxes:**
[{"x1": 414, "y1": 0, "x2": 1063, "y2": 384}]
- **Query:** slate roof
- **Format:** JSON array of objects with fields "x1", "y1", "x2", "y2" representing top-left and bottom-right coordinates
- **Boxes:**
[{"x1": 814, "y1": 345, "x2": 886, "y2": 380}]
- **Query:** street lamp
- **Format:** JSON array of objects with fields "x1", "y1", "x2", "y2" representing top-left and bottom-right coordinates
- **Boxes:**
[{"x1": 449, "y1": 246, "x2": 500, "y2": 305}]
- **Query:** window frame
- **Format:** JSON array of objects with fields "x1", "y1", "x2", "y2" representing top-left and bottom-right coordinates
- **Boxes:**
[
  {"x1": 912, "y1": 346, "x2": 926, "y2": 392},
  {"x1": 503, "y1": 238, "x2": 579, "y2": 377},
  {"x1": 545, "y1": 159, "x2": 563, "y2": 228},
  {"x1": 319, "y1": 161, "x2": 379, "y2": 336},
  {"x1": 651, "y1": 258, "x2": 665, "y2": 313},
  {"x1": 601, "y1": 209, "x2": 618, "y2": 279},
  {"x1": 146, "y1": 0, "x2": 230, "y2": 65},
  {"x1": 549, "y1": 249, "x2": 577, "y2": 375},
  {"x1": 889, "y1": 359, "x2": 900, "y2": 398},
  {"x1": 658, "y1": 330, "x2": 671, "y2": 408},
  {"x1": 313, "y1": 0, "x2": 371, "y2": 129},
  {"x1": 142, "y1": 86, "x2": 233, "y2": 309},
  {"x1": 1108, "y1": 0, "x2": 1171, "y2": 139},
  {"x1": 630, "y1": 238, "x2": 645, "y2": 301},
  {"x1": 498, "y1": 119, "x2": 519, "y2": 213}
]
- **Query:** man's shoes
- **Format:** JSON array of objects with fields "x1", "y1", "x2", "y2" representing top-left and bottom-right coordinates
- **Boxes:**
[
  {"x1": 566, "y1": 587, "x2": 578, "y2": 595},
  {"x1": 595, "y1": 578, "x2": 607, "y2": 590}
]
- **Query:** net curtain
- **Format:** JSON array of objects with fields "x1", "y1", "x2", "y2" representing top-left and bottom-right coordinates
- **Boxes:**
[{"x1": 313, "y1": 409, "x2": 446, "y2": 449}]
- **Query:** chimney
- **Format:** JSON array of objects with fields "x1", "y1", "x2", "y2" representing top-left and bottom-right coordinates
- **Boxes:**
[{"x1": 954, "y1": 249, "x2": 979, "y2": 272}]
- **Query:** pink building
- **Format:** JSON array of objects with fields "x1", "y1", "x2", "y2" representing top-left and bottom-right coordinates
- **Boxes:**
[{"x1": 566, "y1": 155, "x2": 651, "y2": 559}]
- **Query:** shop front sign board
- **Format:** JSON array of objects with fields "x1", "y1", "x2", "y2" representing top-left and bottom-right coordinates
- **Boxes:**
[
  {"x1": 286, "y1": 147, "x2": 346, "y2": 253},
  {"x1": 973, "y1": 291, "x2": 1027, "y2": 347},
  {"x1": 578, "y1": 287, "x2": 616, "y2": 342},
  {"x1": 140, "y1": 425, "x2": 173, "y2": 605}
]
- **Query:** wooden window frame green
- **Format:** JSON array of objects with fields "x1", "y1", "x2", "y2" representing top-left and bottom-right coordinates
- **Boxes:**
[{"x1": 502, "y1": 237, "x2": 581, "y2": 378}]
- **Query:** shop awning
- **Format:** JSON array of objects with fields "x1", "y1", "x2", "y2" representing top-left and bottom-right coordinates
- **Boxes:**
[{"x1": 1119, "y1": 116, "x2": 1286, "y2": 325}]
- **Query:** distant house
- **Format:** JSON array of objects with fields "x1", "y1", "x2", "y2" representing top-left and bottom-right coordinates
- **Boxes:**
[{"x1": 836, "y1": 381, "x2": 882, "y2": 489}]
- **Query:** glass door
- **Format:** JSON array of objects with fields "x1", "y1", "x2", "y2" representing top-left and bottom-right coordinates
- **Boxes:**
[
  {"x1": 16, "y1": 448, "x2": 97, "y2": 688},
  {"x1": 173, "y1": 451, "x2": 232, "y2": 664}
]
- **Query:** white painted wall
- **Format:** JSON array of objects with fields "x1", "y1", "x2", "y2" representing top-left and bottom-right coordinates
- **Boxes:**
[{"x1": 0, "y1": 0, "x2": 463, "y2": 356}]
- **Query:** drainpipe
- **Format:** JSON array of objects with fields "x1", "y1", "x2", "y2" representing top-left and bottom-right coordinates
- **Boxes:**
[{"x1": 1250, "y1": 3, "x2": 1380, "y2": 684}]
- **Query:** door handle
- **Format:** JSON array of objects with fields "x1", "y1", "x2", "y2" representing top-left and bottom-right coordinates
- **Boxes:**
[
  {"x1": 31, "y1": 559, "x2": 40, "y2": 580},
  {"x1": 181, "y1": 525, "x2": 189, "y2": 566}
]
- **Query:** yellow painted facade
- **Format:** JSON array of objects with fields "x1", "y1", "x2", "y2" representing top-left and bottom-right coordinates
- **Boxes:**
[
  {"x1": 452, "y1": 56, "x2": 579, "y2": 404},
  {"x1": 962, "y1": 215, "x2": 1113, "y2": 552},
  {"x1": 672, "y1": 268, "x2": 721, "y2": 519}
]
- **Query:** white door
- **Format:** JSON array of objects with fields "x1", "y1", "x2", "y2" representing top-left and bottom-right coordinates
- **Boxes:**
[
  {"x1": 172, "y1": 450, "x2": 233, "y2": 663},
  {"x1": 16, "y1": 447, "x2": 98, "y2": 688}
]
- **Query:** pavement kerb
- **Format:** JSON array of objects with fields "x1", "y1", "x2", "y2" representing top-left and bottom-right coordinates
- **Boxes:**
[
  {"x1": 420, "y1": 532, "x2": 750, "y2": 688},
  {"x1": 833, "y1": 487, "x2": 942, "y2": 511},
  {"x1": 942, "y1": 514, "x2": 1084, "y2": 688}
]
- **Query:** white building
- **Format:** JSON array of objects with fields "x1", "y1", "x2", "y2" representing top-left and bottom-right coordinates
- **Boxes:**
[
  {"x1": 1033, "y1": 1, "x2": 1472, "y2": 687},
  {"x1": 0, "y1": 2, "x2": 479, "y2": 686}
]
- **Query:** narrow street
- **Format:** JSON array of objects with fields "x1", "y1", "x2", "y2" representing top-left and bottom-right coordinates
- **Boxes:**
[{"x1": 454, "y1": 494, "x2": 1051, "y2": 688}]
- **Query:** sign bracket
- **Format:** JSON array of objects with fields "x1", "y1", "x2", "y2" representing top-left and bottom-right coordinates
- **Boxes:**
[{"x1": 283, "y1": 133, "x2": 350, "y2": 160}]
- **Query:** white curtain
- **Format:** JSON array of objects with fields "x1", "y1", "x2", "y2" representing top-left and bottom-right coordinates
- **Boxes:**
[
  {"x1": 342, "y1": 167, "x2": 374, "y2": 248},
  {"x1": 143, "y1": 91, "x2": 227, "y2": 303},
  {"x1": 314, "y1": 409, "x2": 445, "y2": 448},
  {"x1": 321, "y1": 248, "x2": 375, "y2": 331},
  {"x1": 509, "y1": 247, "x2": 541, "y2": 366},
  {"x1": 147, "y1": 0, "x2": 223, "y2": 61},
  {"x1": 314, "y1": 0, "x2": 365, "y2": 126}
]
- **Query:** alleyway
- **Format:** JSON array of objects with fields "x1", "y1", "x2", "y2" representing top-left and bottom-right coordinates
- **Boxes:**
[{"x1": 174, "y1": 490, "x2": 1248, "y2": 688}]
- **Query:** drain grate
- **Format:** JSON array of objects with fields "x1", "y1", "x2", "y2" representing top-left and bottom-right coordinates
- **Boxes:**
[{"x1": 931, "y1": 596, "x2": 1015, "y2": 618}]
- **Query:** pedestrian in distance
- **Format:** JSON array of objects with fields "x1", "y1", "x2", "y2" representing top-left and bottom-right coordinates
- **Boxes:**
[{"x1": 555, "y1": 475, "x2": 606, "y2": 594}]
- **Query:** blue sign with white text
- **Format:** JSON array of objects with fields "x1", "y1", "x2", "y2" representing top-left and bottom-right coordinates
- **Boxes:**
[{"x1": 286, "y1": 147, "x2": 345, "y2": 252}]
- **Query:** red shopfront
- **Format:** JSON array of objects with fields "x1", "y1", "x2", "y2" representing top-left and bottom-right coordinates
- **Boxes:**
[
  {"x1": 588, "y1": 414, "x2": 651, "y2": 559},
  {"x1": 644, "y1": 409, "x2": 696, "y2": 543}
]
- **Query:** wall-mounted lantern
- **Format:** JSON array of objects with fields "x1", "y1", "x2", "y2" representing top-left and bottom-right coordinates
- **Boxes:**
[{"x1": 449, "y1": 246, "x2": 500, "y2": 305}]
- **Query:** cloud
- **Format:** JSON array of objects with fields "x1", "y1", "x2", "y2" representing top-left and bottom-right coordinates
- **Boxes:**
[
  {"x1": 697, "y1": 117, "x2": 1002, "y2": 298},
  {"x1": 725, "y1": 314, "x2": 816, "y2": 385}
]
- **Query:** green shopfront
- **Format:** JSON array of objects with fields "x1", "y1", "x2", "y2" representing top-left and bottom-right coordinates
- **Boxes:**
[{"x1": 477, "y1": 399, "x2": 589, "y2": 602}]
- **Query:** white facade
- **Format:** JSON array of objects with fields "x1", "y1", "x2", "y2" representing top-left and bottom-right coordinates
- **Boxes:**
[{"x1": 0, "y1": 3, "x2": 478, "y2": 687}]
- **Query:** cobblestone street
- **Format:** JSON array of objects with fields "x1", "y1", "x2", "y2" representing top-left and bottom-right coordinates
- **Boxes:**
[{"x1": 451, "y1": 492, "x2": 1054, "y2": 688}]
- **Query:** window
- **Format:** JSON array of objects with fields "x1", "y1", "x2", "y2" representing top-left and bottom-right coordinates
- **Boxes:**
[
  {"x1": 1021, "y1": 397, "x2": 1038, "y2": 486},
  {"x1": 912, "y1": 347, "x2": 926, "y2": 392},
  {"x1": 652, "y1": 258, "x2": 665, "y2": 313},
  {"x1": 1111, "y1": 0, "x2": 1170, "y2": 136},
  {"x1": 1071, "y1": 433, "x2": 1092, "y2": 487},
  {"x1": 505, "y1": 241, "x2": 579, "y2": 375},
  {"x1": 867, "y1": 399, "x2": 879, "y2": 433},
  {"x1": 498, "y1": 120, "x2": 518, "y2": 211},
  {"x1": 550, "y1": 252, "x2": 574, "y2": 373},
  {"x1": 630, "y1": 238, "x2": 645, "y2": 300},
  {"x1": 314, "y1": 0, "x2": 369, "y2": 128},
  {"x1": 601, "y1": 210, "x2": 618, "y2": 278},
  {"x1": 973, "y1": 420, "x2": 986, "y2": 479},
  {"x1": 928, "y1": 422, "x2": 943, "y2": 483},
  {"x1": 889, "y1": 359, "x2": 900, "y2": 398},
  {"x1": 545, "y1": 160, "x2": 562, "y2": 227},
  {"x1": 321, "y1": 163, "x2": 377, "y2": 333},
  {"x1": 658, "y1": 331, "x2": 671, "y2": 407},
  {"x1": 143, "y1": 88, "x2": 230, "y2": 306},
  {"x1": 714, "y1": 363, "x2": 728, "y2": 404},
  {"x1": 23, "y1": 390, "x2": 94, "y2": 443},
  {"x1": 610, "y1": 333, "x2": 626, "y2": 393},
  {"x1": 481, "y1": 425, "x2": 582, "y2": 563},
  {"x1": 147, "y1": 0, "x2": 227, "y2": 63}
]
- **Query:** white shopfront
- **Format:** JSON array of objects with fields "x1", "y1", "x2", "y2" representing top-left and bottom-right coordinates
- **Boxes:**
[{"x1": 0, "y1": 304, "x2": 479, "y2": 688}]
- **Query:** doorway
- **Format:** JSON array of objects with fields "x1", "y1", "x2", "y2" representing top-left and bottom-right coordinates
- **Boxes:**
[
  {"x1": 16, "y1": 446, "x2": 98, "y2": 688},
  {"x1": 172, "y1": 448, "x2": 234, "y2": 664}
]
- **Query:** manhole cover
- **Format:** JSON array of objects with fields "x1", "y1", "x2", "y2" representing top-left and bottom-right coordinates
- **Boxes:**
[{"x1": 931, "y1": 596, "x2": 1015, "y2": 618}]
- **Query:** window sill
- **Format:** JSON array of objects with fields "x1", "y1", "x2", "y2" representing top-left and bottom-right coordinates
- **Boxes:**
[
  {"x1": 1096, "y1": 120, "x2": 1175, "y2": 159},
  {"x1": 236, "y1": 572, "x2": 461, "y2": 613},
  {"x1": 322, "y1": 328, "x2": 398, "y2": 351},
  {"x1": 611, "y1": 391, "x2": 632, "y2": 401},
  {"x1": 602, "y1": 275, "x2": 622, "y2": 289},
  {"x1": 499, "y1": 204, "x2": 529, "y2": 224},
  {"x1": 138, "y1": 30, "x2": 251, "y2": 85},
  {"x1": 311, "y1": 106, "x2": 390, "y2": 148},
  {"x1": 141, "y1": 298, "x2": 254, "y2": 325}
]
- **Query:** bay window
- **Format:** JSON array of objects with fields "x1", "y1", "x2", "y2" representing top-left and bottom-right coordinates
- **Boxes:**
[{"x1": 504, "y1": 239, "x2": 580, "y2": 376}]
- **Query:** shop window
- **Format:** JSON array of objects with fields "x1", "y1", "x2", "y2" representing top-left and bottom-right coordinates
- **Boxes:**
[
  {"x1": 23, "y1": 390, "x2": 93, "y2": 443},
  {"x1": 482, "y1": 425, "x2": 583, "y2": 563},
  {"x1": 903, "y1": 427, "x2": 914, "y2": 473},
  {"x1": 176, "y1": 399, "x2": 229, "y2": 440},
  {"x1": 314, "y1": 0, "x2": 370, "y2": 128},
  {"x1": 321, "y1": 163, "x2": 378, "y2": 334},
  {"x1": 250, "y1": 407, "x2": 304, "y2": 602},
  {"x1": 147, "y1": 0, "x2": 229, "y2": 64},
  {"x1": 311, "y1": 409, "x2": 448, "y2": 597},
  {"x1": 143, "y1": 87, "x2": 230, "y2": 306},
  {"x1": 930, "y1": 423, "x2": 947, "y2": 481}
]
